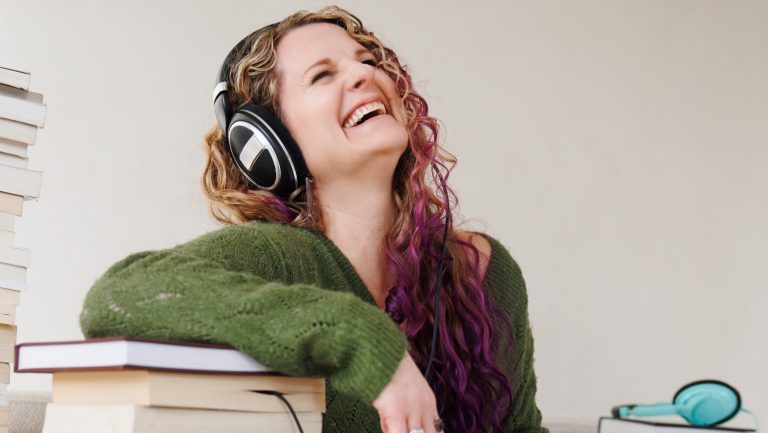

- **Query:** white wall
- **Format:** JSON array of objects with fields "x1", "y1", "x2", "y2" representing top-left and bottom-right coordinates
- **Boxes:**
[{"x1": 2, "y1": 0, "x2": 765, "y2": 426}]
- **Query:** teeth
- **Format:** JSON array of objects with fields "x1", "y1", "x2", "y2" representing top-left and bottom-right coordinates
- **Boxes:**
[{"x1": 343, "y1": 101, "x2": 387, "y2": 128}]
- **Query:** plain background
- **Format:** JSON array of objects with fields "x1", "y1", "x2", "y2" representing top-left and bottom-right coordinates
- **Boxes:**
[{"x1": 2, "y1": 0, "x2": 766, "y2": 426}]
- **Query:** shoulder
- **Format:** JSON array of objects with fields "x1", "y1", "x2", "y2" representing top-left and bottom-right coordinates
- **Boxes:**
[
  {"x1": 173, "y1": 221, "x2": 323, "y2": 280},
  {"x1": 186, "y1": 220, "x2": 316, "y2": 251},
  {"x1": 457, "y1": 231, "x2": 526, "y2": 289},
  {"x1": 455, "y1": 230, "x2": 493, "y2": 281},
  {"x1": 468, "y1": 233, "x2": 529, "y2": 315}
]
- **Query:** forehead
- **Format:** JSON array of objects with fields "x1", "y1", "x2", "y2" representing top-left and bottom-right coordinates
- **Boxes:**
[{"x1": 276, "y1": 22, "x2": 366, "y2": 80}]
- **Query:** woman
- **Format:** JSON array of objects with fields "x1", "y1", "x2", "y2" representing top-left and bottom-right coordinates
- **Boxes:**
[{"x1": 80, "y1": 6, "x2": 547, "y2": 433}]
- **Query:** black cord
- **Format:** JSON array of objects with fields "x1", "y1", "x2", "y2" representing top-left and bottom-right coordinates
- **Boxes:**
[
  {"x1": 423, "y1": 176, "x2": 452, "y2": 380},
  {"x1": 252, "y1": 390, "x2": 304, "y2": 433}
]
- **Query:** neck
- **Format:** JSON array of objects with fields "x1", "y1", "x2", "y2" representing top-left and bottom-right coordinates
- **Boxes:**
[{"x1": 315, "y1": 177, "x2": 397, "y2": 308}]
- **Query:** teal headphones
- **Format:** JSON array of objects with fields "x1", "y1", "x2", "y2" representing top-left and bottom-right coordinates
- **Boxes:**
[{"x1": 612, "y1": 380, "x2": 743, "y2": 427}]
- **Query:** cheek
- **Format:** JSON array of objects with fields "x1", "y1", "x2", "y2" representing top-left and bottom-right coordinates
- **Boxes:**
[
  {"x1": 280, "y1": 104, "x2": 337, "y2": 174},
  {"x1": 378, "y1": 75, "x2": 406, "y2": 124},
  {"x1": 286, "y1": 94, "x2": 338, "y2": 138}
]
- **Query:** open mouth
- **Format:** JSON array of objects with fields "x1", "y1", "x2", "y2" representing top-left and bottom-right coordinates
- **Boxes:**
[{"x1": 343, "y1": 101, "x2": 388, "y2": 129}]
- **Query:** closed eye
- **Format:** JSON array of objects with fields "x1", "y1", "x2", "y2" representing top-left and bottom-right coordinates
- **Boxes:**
[
  {"x1": 311, "y1": 70, "x2": 333, "y2": 84},
  {"x1": 310, "y1": 58, "x2": 378, "y2": 84}
]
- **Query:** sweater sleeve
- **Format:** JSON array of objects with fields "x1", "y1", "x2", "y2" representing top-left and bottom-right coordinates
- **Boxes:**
[
  {"x1": 484, "y1": 237, "x2": 548, "y2": 433},
  {"x1": 79, "y1": 222, "x2": 407, "y2": 404}
]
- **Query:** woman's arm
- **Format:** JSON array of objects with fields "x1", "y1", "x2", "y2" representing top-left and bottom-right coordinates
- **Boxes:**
[{"x1": 79, "y1": 222, "x2": 407, "y2": 404}]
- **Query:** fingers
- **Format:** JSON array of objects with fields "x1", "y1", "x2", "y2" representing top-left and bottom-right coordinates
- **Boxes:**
[
  {"x1": 419, "y1": 412, "x2": 440, "y2": 433},
  {"x1": 378, "y1": 412, "x2": 407, "y2": 433},
  {"x1": 409, "y1": 407, "x2": 442, "y2": 433},
  {"x1": 376, "y1": 398, "x2": 436, "y2": 433},
  {"x1": 374, "y1": 353, "x2": 440, "y2": 433}
]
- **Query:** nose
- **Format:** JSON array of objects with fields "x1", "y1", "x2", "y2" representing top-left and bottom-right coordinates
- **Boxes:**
[{"x1": 344, "y1": 59, "x2": 375, "y2": 91}]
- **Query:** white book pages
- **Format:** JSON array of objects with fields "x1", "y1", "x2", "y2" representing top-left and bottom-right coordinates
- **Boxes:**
[
  {"x1": 17, "y1": 339, "x2": 270, "y2": 373},
  {"x1": 0, "y1": 213, "x2": 14, "y2": 232},
  {"x1": 0, "y1": 231, "x2": 14, "y2": 246},
  {"x1": 0, "y1": 192, "x2": 23, "y2": 216},
  {"x1": 0, "y1": 117, "x2": 37, "y2": 145},
  {"x1": 0, "y1": 164, "x2": 42, "y2": 198},
  {"x1": 0, "y1": 263, "x2": 25, "y2": 282},
  {"x1": 0, "y1": 137, "x2": 28, "y2": 157},
  {"x1": 0, "y1": 246, "x2": 30, "y2": 267},
  {"x1": 0, "y1": 153, "x2": 29, "y2": 169},
  {"x1": 0, "y1": 67, "x2": 31, "y2": 91},
  {"x1": 0, "y1": 279, "x2": 26, "y2": 291},
  {"x1": 0, "y1": 84, "x2": 46, "y2": 128},
  {"x1": 43, "y1": 404, "x2": 322, "y2": 433}
]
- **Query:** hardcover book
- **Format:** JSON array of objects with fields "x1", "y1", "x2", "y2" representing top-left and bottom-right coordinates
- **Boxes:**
[
  {"x1": 599, "y1": 417, "x2": 755, "y2": 433},
  {"x1": 0, "y1": 83, "x2": 46, "y2": 128},
  {"x1": 42, "y1": 404, "x2": 322, "y2": 433},
  {"x1": 15, "y1": 337, "x2": 272, "y2": 374}
]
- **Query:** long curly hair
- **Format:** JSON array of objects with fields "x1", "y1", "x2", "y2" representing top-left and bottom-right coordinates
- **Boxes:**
[{"x1": 202, "y1": 6, "x2": 515, "y2": 432}]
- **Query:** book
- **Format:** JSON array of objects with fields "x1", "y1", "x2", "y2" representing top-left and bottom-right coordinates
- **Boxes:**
[
  {"x1": 0, "y1": 192, "x2": 23, "y2": 216},
  {"x1": 0, "y1": 304, "x2": 14, "y2": 326},
  {"x1": 0, "y1": 325, "x2": 15, "y2": 363},
  {"x1": 0, "y1": 117, "x2": 37, "y2": 145},
  {"x1": 0, "y1": 83, "x2": 46, "y2": 128},
  {"x1": 52, "y1": 370, "x2": 325, "y2": 412},
  {"x1": 0, "y1": 363, "x2": 9, "y2": 383},
  {"x1": 0, "y1": 263, "x2": 25, "y2": 283},
  {"x1": 598, "y1": 417, "x2": 755, "y2": 433},
  {"x1": 0, "y1": 153, "x2": 29, "y2": 170},
  {"x1": 0, "y1": 213, "x2": 12, "y2": 233},
  {"x1": 0, "y1": 164, "x2": 42, "y2": 198},
  {"x1": 0, "y1": 67, "x2": 30, "y2": 91},
  {"x1": 0, "y1": 279, "x2": 25, "y2": 292},
  {"x1": 42, "y1": 404, "x2": 323, "y2": 433},
  {"x1": 15, "y1": 337, "x2": 272, "y2": 374},
  {"x1": 0, "y1": 245, "x2": 30, "y2": 268},
  {"x1": 0, "y1": 231, "x2": 14, "y2": 247},
  {"x1": 0, "y1": 137, "x2": 28, "y2": 158},
  {"x1": 0, "y1": 288, "x2": 19, "y2": 306}
]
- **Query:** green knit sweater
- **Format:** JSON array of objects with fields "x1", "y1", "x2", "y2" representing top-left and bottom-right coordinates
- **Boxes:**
[{"x1": 80, "y1": 221, "x2": 547, "y2": 433}]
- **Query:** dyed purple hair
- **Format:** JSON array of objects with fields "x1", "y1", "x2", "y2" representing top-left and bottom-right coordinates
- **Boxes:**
[{"x1": 380, "y1": 51, "x2": 516, "y2": 432}]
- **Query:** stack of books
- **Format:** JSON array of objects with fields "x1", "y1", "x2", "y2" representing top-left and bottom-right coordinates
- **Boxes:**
[
  {"x1": 15, "y1": 338, "x2": 325, "y2": 433},
  {"x1": 0, "y1": 65, "x2": 46, "y2": 433}
]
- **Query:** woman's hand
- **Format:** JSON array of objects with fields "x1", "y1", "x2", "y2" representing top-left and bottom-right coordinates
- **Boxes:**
[{"x1": 373, "y1": 352, "x2": 441, "y2": 433}]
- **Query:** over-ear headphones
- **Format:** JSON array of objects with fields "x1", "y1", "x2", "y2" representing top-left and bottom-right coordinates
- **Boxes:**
[
  {"x1": 212, "y1": 24, "x2": 310, "y2": 200},
  {"x1": 612, "y1": 380, "x2": 743, "y2": 427}
]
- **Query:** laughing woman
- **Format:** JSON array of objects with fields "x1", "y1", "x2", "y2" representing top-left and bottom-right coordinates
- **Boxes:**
[{"x1": 80, "y1": 6, "x2": 548, "y2": 433}]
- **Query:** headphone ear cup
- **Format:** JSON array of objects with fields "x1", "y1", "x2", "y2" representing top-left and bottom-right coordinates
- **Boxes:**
[
  {"x1": 672, "y1": 380, "x2": 741, "y2": 427},
  {"x1": 227, "y1": 103, "x2": 309, "y2": 199}
]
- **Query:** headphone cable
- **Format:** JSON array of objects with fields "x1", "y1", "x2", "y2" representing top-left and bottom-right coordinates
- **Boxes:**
[
  {"x1": 252, "y1": 390, "x2": 305, "y2": 433},
  {"x1": 423, "y1": 175, "x2": 452, "y2": 380}
]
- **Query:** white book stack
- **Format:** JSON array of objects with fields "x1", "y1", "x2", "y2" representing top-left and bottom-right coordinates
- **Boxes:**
[{"x1": 0, "y1": 65, "x2": 46, "y2": 433}]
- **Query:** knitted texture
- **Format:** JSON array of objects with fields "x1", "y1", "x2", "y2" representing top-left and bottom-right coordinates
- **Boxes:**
[{"x1": 80, "y1": 221, "x2": 547, "y2": 433}]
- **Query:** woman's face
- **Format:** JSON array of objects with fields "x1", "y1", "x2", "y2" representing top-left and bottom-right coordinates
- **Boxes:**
[{"x1": 275, "y1": 23, "x2": 409, "y2": 184}]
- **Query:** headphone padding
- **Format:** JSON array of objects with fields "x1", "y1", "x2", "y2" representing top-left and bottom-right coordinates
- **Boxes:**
[{"x1": 228, "y1": 104, "x2": 308, "y2": 199}]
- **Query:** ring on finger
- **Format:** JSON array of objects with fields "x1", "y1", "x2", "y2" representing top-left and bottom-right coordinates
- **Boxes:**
[
  {"x1": 434, "y1": 417, "x2": 444, "y2": 432},
  {"x1": 408, "y1": 429, "x2": 425, "y2": 433}
]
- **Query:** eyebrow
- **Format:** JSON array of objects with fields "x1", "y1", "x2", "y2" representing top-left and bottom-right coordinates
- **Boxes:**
[{"x1": 302, "y1": 47, "x2": 372, "y2": 80}]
